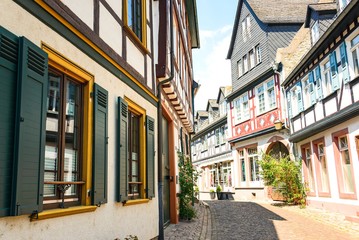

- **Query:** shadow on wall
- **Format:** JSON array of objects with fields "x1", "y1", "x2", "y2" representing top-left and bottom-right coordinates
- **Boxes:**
[{"x1": 207, "y1": 201, "x2": 285, "y2": 240}]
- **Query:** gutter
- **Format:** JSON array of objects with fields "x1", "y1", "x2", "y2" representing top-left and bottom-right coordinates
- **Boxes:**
[{"x1": 157, "y1": 0, "x2": 174, "y2": 239}]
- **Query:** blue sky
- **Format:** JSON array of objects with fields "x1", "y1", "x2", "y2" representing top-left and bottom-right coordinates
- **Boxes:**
[{"x1": 193, "y1": 0, "x2": 238, "y2": 111}]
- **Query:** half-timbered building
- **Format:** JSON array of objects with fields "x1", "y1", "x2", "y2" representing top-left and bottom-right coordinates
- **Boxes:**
[
  {"x1": 192, "y1": 87, "x2": 233, "y2": 200},
  {"x1": 282, "y1": 0, "x2": 359, "y2": 221},
  {"x1": 226, "y1": 0, "x2": 315, "y2": 200}
]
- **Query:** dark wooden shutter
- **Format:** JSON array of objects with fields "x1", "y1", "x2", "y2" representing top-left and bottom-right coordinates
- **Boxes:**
[
  {"x1": 117, "y1": 97, "x2": 128, "y2": 202},
  {"x1": 0, "y1": 27, "x2": 19, "y2": 217},
  {"x1": 12, "y1": 37, "x2": 48, "y2": 216},
  {"x1": 92, "y1": 84, "x2": 108, "y2": 206},
  {"x1": 146, "y1": 116, "x2": 155, "y2": 199}
]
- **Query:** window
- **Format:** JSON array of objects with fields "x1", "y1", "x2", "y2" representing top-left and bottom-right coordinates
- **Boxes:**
[
  {"x1": 241, "y1": 15, "x2": 250, "y2": 42},
  {"x1": 314, "y1": 66, "x2": 323, "y2": 100},
  {"x1": 239, "y1": 150, "x2": 246, "y2": 182},
  {"x1": 350, "y1": 33, "x2": 359, "y2": 77},
  {"x1": 340, "y1": 42, "x2": 350, "y2": 83},
  {"x1": 243, "y1": 55, "x2": 248, "y2": 73},
  {"x1": 313, "y1": 140, "x2": 329, "y2": 194},
  {"x1": 288, "y1": 82, "x2": 303, "y2": 117},
  {"x1": 255, "y1": 45, "x2": 262, "y2": 64},
  {"x1": 256, "y1": 79, "x2": 276, "y2": 115},
  {"x1": 117, "y1": 97, "x2": 155, "y2": 203},
  {"x1": 222, "y1": 162, "x2": 232, "y2": 187},
  {"x1": 248, "y1": 148, "x2": 259, "y2": 182},
  {"x1": 44, "y1": 69, "x2": 84, "y2": 209},
  {"x1": 233, "y1": 93, "x2": 249, "y2": 124},
  {"x1": 237, "y1": 60, "x2": 242, "y2": 77},
  {"x1": 311, "y1": 21, "x2": 320, "y2": 44},
  {"x1": 339, "y1": 0, "x2": 351, "y2": 12},
  {"x1": 125, "y1": 0, "x2": 145, "y2": 43},
  {"x1": 257, "y1": 85, "x2": 265, "y2": 113},
  {"x1": 332, "y1": 129, "x2": 356, "y2": 199},
  {"x1": 338, "y1": 136, "x2": 354, "y2": 193},
  {"x1": 322, "y1": 60, "x2": 333, "y2": 96},
  {"x1": 302, "y1": 145, "x2": 315, "y2": 194},
  {"x1": 249, "y1": 50, "x2": 255, "y2": 69},
  {"x1": 302, "y1": 74, "x2": 315, "y2": 108}
]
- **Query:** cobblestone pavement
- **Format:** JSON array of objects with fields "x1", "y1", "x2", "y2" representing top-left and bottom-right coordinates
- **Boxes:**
[
  {"x1": 164, "y1": 202, "x2": 211, "y2": 240},
  {"x1": 209, "y1": 201, "x2": 359, "y2": 240},
  {"x1": 164, "y1": 200, "x2": 359, "y2": 240}
]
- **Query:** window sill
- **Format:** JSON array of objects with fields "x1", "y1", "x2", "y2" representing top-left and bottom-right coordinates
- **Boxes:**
[
  {"x1": 33, "y1": 206, "x2": 97, "y2": 221},
  {"x1": 123, "y1": 199, "x2": 150, "y2": 206}
]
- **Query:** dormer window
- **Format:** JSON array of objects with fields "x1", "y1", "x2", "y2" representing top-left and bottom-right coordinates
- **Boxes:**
[{"x1": 311, "y1": 21, "x2": 320, "y2": 44}]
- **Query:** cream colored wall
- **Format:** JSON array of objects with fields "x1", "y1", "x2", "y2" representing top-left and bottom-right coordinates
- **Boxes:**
[
  {"x1": 0, "y1": 1, "x2": 158, "y2": 239},
  {"x1": 62, "y1": 0, "x2": 94, "y2": 30},
  {"x1": 295, "y1": 116, "x2": 359, "y2": 204},
  {"x1": 99, "y1": 2, "x2": 123, "y2": 55}
]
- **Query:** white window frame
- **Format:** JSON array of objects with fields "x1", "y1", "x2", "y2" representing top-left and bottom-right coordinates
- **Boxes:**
[
  {"x1": 302, "y1": 76, "x2": 312, "y2": 109},
  {"x1": 321, "y1": 59, "x2": 333, "y2": 97},
  {"x1": 256, "y1": 79, "x2": 276, "y2": 115},
  {"x1": 249, "y1": 50, "x2": 255, "y2": 69},
  {"x1": 237, "y1": 59, "x2": 242, "y2": 77},
  {"x1": 311, "y1": 20, "x2": 320, "y2": 44},
  {"x1": 256, "y1": 45, "x2": 262, "y2": 64},
  {"x1": 290, "y1": 85, "x2": 301, "y2": 116},
  {"x1": 243, "y1": 55, "x2": 248, "y2": 73},
  {"x1": 349, "y1": 32, "x2": 359, "y2": 78}
]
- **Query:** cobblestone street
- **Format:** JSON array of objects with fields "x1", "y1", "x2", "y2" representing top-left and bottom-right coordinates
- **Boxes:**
[{"x1": 165, "y1": 200, "x2": 359, "y2": 240}]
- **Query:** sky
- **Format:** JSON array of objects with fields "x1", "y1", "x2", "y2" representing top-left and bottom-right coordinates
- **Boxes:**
[{"x1": 193, "y1": 0, "x2": 238, "y2": 112}]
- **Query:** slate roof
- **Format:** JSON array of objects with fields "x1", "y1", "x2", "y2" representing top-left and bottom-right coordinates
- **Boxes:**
[
  {"x1": 305, "y1": 2, "x2": 337, "y2": 27},
  {"x1": 206, "y1": 99, "x2": 218, "y2": 111},
  {"x1": 247, "y1": 0, "x2": 317, "y2": 24},
  {"x1": 227, "y1": 0, "x2": 316, "y2": 58}
]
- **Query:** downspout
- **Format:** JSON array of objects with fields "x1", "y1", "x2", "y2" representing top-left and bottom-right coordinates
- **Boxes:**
[{"x1": 158, "y1": 0, "x2": 174, "y2": 239}]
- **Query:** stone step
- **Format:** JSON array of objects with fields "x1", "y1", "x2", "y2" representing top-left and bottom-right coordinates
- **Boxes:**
[{"x1": 345, "y1": 215, "x2": 359, "y2": 224}]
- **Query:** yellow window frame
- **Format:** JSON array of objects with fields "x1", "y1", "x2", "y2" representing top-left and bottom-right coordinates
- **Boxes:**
[
  {"x1": 123, "y1": 0, "x2": 147, "y2": 50},
  {"x1": 36, "y1": 43, "x2": 96, "y2": 220},
  {"x1": 124, "y1": 96, "x2": 148, "y2": 204}
]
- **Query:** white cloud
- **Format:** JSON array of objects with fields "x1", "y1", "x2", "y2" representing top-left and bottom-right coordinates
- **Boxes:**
[{"x1": 193, "y1": 25, "x2": 233, "y2": 111}]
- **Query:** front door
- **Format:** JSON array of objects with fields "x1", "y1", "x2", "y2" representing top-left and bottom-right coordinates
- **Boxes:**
[{"x1": 162, "y1": 116, "x2": 170, "y2": 225}]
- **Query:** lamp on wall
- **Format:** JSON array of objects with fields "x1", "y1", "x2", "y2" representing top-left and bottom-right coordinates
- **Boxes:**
[{"x1": 274, "y1": 119, "x2": 283, "y2": 131}]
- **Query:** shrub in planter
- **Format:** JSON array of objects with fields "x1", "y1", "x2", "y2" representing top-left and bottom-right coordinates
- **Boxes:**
[{"x1": 259, "y1": 154, "x2": 306, "y2": 207}]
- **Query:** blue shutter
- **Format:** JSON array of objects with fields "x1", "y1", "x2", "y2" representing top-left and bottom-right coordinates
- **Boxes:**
[
  {"x1": 92, "y1": 84, "x2": 108, "y2": 206},
  {"x1": 117, "y1": 97, "x2": 128, "y2": 202},
  {"x1": 309, "y1": 71, "x2": 316, "y2": 105},
  {"x1": 12, "y1": 37, "x2": 48, "y2": 216},
  {"x1": 286, "y1": 91, "x2": 292, "y2": 118},
  {"x1": 315, "y1": 66, "x2": 323, "y2": 100},
  {"x1": 340, "y1": 42, "x2": 350, "y2": 83},
  {"x1": 146, "y1": 116, "x2": 155, "y2": 199},
  {"x1": 297, "y1": 82, "x2": 304, "y2": 112},
  {"x1": 330, "y1": 52, "x2": 339, "y2": 90},
  {"x1": 0, "y1": 27, "x2": 19, "y2": 217}
]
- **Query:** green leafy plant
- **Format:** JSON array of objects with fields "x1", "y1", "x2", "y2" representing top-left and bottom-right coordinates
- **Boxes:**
[
  {"x1": 178, "y1": 152, "x2": 199, "y2": 220},
  {"x1": 216, "y1": 185, "x2": 222, "y2": 192},
  {"x1": 210, "y1": 189, "x2": 215, "y2": 193},
  {"x1": 259, "y1": 154, "x2": 306, "y2": 207}
]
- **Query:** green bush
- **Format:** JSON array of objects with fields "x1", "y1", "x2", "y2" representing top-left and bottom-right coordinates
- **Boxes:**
[
  {"x1": 216, "y1": 185, "x2": 222, "y2": 192},
  {"x1": 178, "y1": 152, "x2": 199, "y2": 220},
  {"x1": 259, "y1": 154, "x2": 306, "y2": 206}
]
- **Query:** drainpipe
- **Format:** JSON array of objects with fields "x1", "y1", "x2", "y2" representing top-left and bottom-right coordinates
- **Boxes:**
[{"x1": 157, "y1": 0, "x2": 174, "y2": 239}]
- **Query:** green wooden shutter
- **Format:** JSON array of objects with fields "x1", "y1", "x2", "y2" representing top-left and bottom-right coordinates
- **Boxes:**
[
  {"x1": 340, "y1": 42, "x2": 350, "y2": 83},
  {"x1": 330, "y1": 52, "x2": 339, "y2": 90},
  {"x1": 12, "y1": 37, "x2": 48, "y2": 216},
  {"x1": 0, "y1": 27, "x2": 19, "y2": 217},
  {"x1": 92, "y1": 84, "x2": 108, "y2": 206},
  {"x1": 315, "y1": 66, "x2": 323, "y2": 100},
  {"x1": 146, "y1": 116, "x2": 155, "y2": 199},
  {"x1": 117, "y1": 97, "x2": 128, "y2": 202}
]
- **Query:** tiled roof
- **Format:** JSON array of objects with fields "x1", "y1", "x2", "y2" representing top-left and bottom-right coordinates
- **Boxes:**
[
  {"x1": 247, "y1": 0, "x2": 317, "y2": 24},
  {"x1": 308, "y1": 2, "x2": 337, "y2": 12}
]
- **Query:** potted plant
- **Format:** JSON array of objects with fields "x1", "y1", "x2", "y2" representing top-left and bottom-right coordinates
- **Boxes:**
[
  {"x1": 216, "y1": 185, "x2": 223, "y2": 200},
  {"x1": 209, "y1": 189, "x2": 216, "y2": 199}
]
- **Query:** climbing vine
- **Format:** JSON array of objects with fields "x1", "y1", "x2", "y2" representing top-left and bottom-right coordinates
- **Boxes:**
[{"x1": 177, "y1": 151, "x2": 199, "y2": 220}]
